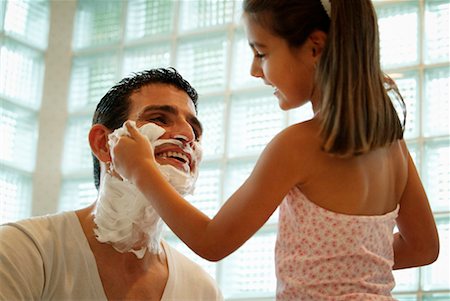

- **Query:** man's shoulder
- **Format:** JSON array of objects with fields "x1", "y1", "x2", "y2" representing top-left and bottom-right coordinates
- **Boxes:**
[
  {"x1": 0, "y1": 211, "x2": 79, "y2": 250},
  {"x1": 1, "y1": 211, "x2": 76, "y2": 236},
  {"x1": 162, "y1": 240, "x2": 223, "y2": 300}
]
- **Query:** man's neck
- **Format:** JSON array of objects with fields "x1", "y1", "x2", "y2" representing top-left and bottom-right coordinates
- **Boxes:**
[
  {"x1": 75, "y1": 204, "x2": 167, "y2": 271},
  {"x1": 75, "y1": 204, "x2": 169, "y2": 300}
]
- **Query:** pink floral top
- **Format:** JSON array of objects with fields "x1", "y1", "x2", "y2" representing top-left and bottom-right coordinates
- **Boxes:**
[{"x1": 276, "y1": 186, "x2": 399, "y2": 301}]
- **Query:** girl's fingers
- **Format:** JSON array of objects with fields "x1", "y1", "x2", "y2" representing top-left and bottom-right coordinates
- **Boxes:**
[
  {"x1": 125, "y1": 120, "x2": 141, "y2": 140},
  {"x1": 123, "y1": 121, "x2": 152, "y2": 151}
]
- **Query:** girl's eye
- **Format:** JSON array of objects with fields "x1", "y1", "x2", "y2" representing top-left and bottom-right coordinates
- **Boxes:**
[{"x1": 255, "y1": 52, "x2": 265, "y2": 59}]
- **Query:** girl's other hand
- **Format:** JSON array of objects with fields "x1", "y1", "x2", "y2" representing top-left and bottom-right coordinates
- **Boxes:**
[{"x1": 110, "y1": 121, "x2": 156, "y2": 183}]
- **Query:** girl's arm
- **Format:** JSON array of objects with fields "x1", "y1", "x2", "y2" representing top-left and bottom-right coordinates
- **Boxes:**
[
  {"x1": 393, "y1": 141, "x2": 439, "y2": 269},
  {"x1": 111, "y1": 122, "x2": 305, "y2": 261}
]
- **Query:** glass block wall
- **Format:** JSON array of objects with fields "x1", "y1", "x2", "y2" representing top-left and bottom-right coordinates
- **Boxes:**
[
  {"x1": 57, "y1": 0, "x2": 449, "y2": 300},
  {"x1": 377, "y1": 1, "x2": 450, "y2": 299},
  {"x1": 0, "y1": 0, "x2": 49, "y2": 224}
]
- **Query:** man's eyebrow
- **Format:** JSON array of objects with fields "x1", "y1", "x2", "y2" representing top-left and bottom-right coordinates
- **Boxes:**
[{"x1": 138, "y1": 105, "x2": 178, "y2": 117}]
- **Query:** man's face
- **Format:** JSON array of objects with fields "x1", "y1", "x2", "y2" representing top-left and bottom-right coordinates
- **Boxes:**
[{"x1": 127, "y1": 83, "x2": 203, "y2": 175}]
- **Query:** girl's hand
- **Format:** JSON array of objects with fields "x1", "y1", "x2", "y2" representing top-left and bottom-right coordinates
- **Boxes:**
[{"x1": 110, "y1": 121, "x2": 156, "y2": 183}]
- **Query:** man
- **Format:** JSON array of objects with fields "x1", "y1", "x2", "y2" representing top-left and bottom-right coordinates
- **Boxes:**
[{"x1": 0, "y1": 68, "x2": 222, "y2": 300}]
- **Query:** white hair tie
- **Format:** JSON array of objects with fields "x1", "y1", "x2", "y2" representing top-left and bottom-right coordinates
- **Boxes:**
[{"x1": 320, "y1": 0, "x2": 331, "y2": 18}]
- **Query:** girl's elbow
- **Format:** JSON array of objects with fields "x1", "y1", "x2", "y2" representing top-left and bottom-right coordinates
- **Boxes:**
[
  {"x1": 197, "y1": 242, "x2": 230, "y2": 262},
  {"x1": 199, "y1": 250, "x2": 227, "y2": 262},
  {"x1": 204, "y1": 254, "x2": 226, "y2": 262},
  {"x1": 425, "y1": 237, "x2": 440, "y2": 265},
  {"x1": 417, "y1": 234, "x2": 439, "y2": 266}
]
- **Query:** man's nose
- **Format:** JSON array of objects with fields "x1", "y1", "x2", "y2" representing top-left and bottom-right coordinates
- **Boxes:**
[{"x1": 170, "y1": 120, "x2": 195, "y2": 144}]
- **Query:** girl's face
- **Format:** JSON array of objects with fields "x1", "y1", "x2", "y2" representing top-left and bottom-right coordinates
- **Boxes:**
[{"x1": 243, "y1": 14, "x2": 319, "y2": 111}]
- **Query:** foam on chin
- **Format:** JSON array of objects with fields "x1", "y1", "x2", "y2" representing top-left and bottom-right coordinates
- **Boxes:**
[
  {"x1": 153, "y1": 137, "x2": 202, "y2": 195},
  {"x1": 94, "y1": 173, "x2": 164, "y2": 258},
  {"x1": 94, "y1": 121, "x2": 202, "y2": 258}
]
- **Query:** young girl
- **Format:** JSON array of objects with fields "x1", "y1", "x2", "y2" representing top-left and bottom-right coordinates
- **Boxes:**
[{"x1": 111, "y1": 0, "x2": 439, "y2": 299}]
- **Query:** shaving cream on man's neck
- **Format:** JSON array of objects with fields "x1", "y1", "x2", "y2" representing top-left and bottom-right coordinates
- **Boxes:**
[{"x1": 94, "y1": 121, "x2": 202, "y2": 258}]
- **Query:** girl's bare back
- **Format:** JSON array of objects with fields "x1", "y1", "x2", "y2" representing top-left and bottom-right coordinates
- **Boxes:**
[{"x1": 288, "y1": 118, "x2": 408, "y2": 216}]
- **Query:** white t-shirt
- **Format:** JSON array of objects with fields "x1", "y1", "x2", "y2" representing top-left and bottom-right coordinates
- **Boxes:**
[{"x1": 0, "y1": 212, "x2": 222, "y2": 301}]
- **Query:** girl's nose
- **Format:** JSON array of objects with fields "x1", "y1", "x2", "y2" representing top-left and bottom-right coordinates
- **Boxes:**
[{"x1": 250, "y1": 58, "x2": 263, "y2": 78}]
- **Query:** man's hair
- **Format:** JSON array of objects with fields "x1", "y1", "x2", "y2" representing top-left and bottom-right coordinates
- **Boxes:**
[{"x1": 91, "y1": 68, "x2": 198, "y2": 190}]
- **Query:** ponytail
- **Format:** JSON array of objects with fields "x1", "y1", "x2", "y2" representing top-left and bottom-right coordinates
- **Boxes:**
[{"x1": 317, "y1": 0, "x2": 405, "y2": 156}]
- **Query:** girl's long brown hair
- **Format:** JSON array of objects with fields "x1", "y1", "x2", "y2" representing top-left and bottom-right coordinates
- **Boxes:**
[{"x1": 244, "y1": 0, "x2": 405, "y2": 156}]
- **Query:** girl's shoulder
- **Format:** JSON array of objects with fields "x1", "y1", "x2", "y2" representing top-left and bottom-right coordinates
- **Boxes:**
[
  {"x1": 285, "y1": 117, "x2": 320, "y2": 134},
  {"x1": 274, "y1": 118, "x2": 322, "y2": 152},
  {"x1": 254, "y1": 118, "x2": 322, "y2": 191},
  {"x1": 263, "y1": 118, "x2": 323, "y2": 175}
]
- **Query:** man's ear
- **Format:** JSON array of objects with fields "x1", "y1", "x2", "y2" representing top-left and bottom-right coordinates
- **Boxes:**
[
  {"x1": 89, "y1": 124, "x2": 112, "y2": 163},
  {"x1": 308, "y1": 30, "x2": 327, "y2": 58}
]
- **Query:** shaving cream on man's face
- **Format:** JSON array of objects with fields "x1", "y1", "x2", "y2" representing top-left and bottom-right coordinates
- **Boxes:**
[
  {"x1": 94, "y1": 121, "x2": 202, "y2": 258},
  {"x1": 108, "y1": 121, "x2": 202, "y2": 194}
]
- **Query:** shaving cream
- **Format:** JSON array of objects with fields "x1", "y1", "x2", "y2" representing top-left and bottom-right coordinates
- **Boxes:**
[{"x1": 94, "y1": 121, "x2": 202, "y2": 258}]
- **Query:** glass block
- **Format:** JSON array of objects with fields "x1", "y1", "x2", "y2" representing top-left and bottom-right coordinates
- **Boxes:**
[
  {"x1": 73, "y1": 0, "x2": 123, "y2": 49},
  {"x1": 221, "y1": 230, "x2": 276, "y2": 298},
  {"x1": 164, "y1": 235, "x2": 217, "y2": 279},
  {"x1": 423, "y1": 292, "x2": 450, "y2": 301},
  {"x1": 0, "y1": 166, "x2": 31, "y2": 224},
  {"x1": 288, "y1": 102, "x2": 314, "y2": 125},
  {"x1": 185, "y1": 162, "x2": 221, "y2": 218},
  {"x1": 68, "y1": 53, "x2": 118, "y2": 112},
  {"x1": 392, "y1": 267, "x2": 420, "y2": 292},
  {"x1": 389, "y1": 72, "x2": 419, "y2": 139},
  {"x1": 425, "y1": 0, "x2": 450, "y2": 64},
  {"x1": 126, "y1": 0, "x2": 174, "y2": 41},
  {"x1": 176, "y1": 35, "x2": 228, "y2": 94},
  {"x1": 423, "y1": 66, "x2": 450, "y2": 137},
  {"x1": 0, "y1": 101, "x2": 37, "y2": 172},
  {"x1": 0, "y1": 38, "x2": 44, "y2": 109},
  {"x1": 179, "y1": 0, "x2": 234, "y2": 32},
  {"x1": 58, "y1": 178, "x2": 97, "y2": 212},
  {"x1": 421, "y1": 215, "x2": 450, "y2": 290},
  {"x1": 233, "y1": 0, "x2": 243, "y2": 24},
  {"x1": 3, "y1": 0, "x2": 49, "y2": 49},
  {"x1": 230, "y1": 30, "x2": 261, "y2": 89},
  {"x1": 122, "y1": 44, "x2": 171, "y2": 77},
  {"x1": 61, "y1": 116, "x2": 93, "y2": 174},
  {"x1": 376, "y1": 2, "x2": 419, "y2": 69},
  {"x1": 224, "y1": 159, "x2": 256, "y2": 200},
  {"x1": 224, "y1": 159, "x2": 279, "y2": 223},
  {"x1": 228, "y1": 91, "x2": 284, "y2": 157},
  {"x1": 0, "y1": 1, "x2": 5, "y2": 31},
  {"x1": 423, "y1": 140, "x2": 450, "y2": 212},
  {"x1": 197, "y1": 96, "x2": 225, "y2": 158},
  {"x1": 392, "y1": 294, "x2": 417, "y2": 301}
]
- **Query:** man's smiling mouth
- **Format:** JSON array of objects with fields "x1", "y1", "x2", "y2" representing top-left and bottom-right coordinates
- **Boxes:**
[
  {"x1": 155, "y1": 148, "x2": 192, "y2": 173},
  {"x1": 157, "y1": 151, "x2": 188, "y2": 164}
]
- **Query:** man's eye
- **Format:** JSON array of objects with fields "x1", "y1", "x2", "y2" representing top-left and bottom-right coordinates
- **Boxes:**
[
  {"x1": 149, "y1": 116, "x2": 167, "y2": 124},
  {"x1": 255, "y1": 52, "x2": 265, "y2": 58}
]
